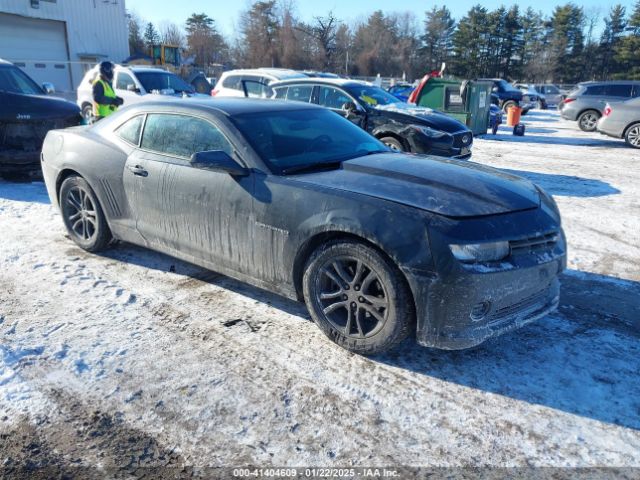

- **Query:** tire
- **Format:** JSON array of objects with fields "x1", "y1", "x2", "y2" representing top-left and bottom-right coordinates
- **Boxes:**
[
  {"x1": 625, "y1": 123, "x2": 640, "y2": 149},
  {"x1": 521, "y1": 108, "x2": 530, "y2": 116},
  {"x1": 537, "y1": 100, "x2": 546, "y2": 110},
  {"x1": 502, "y1": 100, "x2": 516, "y2": 113},
  {"x1": 59, "y1": 175, "x2": 112, "y2": 252},
  {"x1": 303, "y1": 239, "x2": 415, "y2": 355},
  {"x1": 379, "y1": 136, "x2": 405, "y2": 152},
  {"x1": 578, "y1": 110, "x2": 600, "y2": 132}
]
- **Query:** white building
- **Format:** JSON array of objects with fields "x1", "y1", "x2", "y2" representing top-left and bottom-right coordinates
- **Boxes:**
[{"x1": 0, "y1": 0, "x2": 129, "y2": 94}]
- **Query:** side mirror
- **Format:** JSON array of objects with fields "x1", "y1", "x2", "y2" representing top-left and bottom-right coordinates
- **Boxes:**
[
  {"x1": 126, "y1": 84, "x2": 140, "y2": 93},
  {"x1": 42, "y1": 82, "x2": 55, "y2": 95},
  {"x1": 341, "y1": 101, "x2": 361, "y2": 115},
  {"x1": 491, "y1": 86, "x2": 499, "y2": 93},
  {"x1": 190, "y1": 150, "x2": 249, "y2": 176}
]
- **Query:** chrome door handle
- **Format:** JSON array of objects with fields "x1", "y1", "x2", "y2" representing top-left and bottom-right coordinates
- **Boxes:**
[{"x1": 127, "y1": 165, "x2": 148, "y2": 177}]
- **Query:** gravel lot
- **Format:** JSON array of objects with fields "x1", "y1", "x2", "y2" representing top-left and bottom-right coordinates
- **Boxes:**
[{"x1": 1, "y1": 110, "x2": 639, "y2": 477}]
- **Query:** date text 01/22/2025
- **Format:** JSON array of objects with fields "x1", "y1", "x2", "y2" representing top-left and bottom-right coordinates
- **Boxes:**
[{"x1": 232, "y1": 468, "x2": 400, "y2": 478}]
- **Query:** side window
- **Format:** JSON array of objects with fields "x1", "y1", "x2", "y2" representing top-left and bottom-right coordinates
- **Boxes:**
[
  {"x1": 115, "y1": 115, "x2": 144, "y2": 146},
  {"x1": 116, "y1": 72, "x2": 135, "y2": 91},
  {"x1": 223, "y1": 75, "x2": 241, "y2": 91},
  {"x1": 286, "y1": 85, "x2": 313, "y2": 103},
  {"x1": 141, "y1": 114, "x2": 233, "y2": 159},
  {"x1": 605, "y1": 84, "x2": 633, "y2": 97},
  {"x1": 273, "y1": 87, "x2": 288, "y2": 99},
  {"x1": 584, "y1": 85, "x2": 606, "y2": 96},
  {"x1": 317, "y1": 86, "x2": 352, "y2": 109},
  {"x1": 243, "y1": 75, "x2": 266, "y2": 96}
]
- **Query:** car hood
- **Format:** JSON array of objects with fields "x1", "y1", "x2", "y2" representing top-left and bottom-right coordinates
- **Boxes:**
[
  {"x1": 0, "y1": 91, "x2": 80, "y2": 121},
  {"x1": 372, "y1": 103, "x2": 468, "y2": 133},
  {"x1": 293, "y1": 153, "x2": 540, "y2": 218}
]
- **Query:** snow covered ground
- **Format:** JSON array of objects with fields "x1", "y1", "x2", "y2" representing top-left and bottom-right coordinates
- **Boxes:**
[{"x1": 1, "y1": 110, "x2": 639, "y2": 474}]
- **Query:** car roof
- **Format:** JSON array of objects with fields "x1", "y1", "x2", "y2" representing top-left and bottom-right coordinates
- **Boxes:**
[
  {"x1": 124, "y1": 97, "x2": 325, "y2": 117},
  {"x1": 578, "y1": 80, "x2": 640, "y2": 86},
  {"x1": 222, "y1": 68, "x2": 307, "y2": 80},
  {"x1": 270, "y1": 77, "x2": 372, "y2": 88}
]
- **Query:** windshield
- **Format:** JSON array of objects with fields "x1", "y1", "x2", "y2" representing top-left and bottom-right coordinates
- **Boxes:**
[
  {"x1": 545, "y1": 85, "x2": 560, "y2": 94},
  {"x1": 231, "y1": 108, "x2": 388, "y2": 174},
  {"x1": 0, "y1": 65, "x2": 42, "y2": 95},
  {"x1": 135, "y1": 71, "x2": 194, "y2": 94},
  {"x1": 344, "y1": 85, "x2": 401, "y2": 107}
]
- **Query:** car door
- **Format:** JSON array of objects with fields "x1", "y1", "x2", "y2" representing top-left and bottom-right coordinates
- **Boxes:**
[
  {"x1": 315, "y1": 85, "x2": 367, "y2": 129},
  {"x1": 114, "y1": 71, "x2": 141, "y2": 107},
  {"x1": 123, "y1": 112, "x2": 255, "y2": 271}
]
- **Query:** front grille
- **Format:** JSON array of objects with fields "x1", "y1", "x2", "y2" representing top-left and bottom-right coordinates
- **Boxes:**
[
  {"x1": 510, "y1": 231, "x2": 559, "y2": 255},
  {"x1": 452, "y1": 132, "x2": 473, "y2": 148},
  {"x1": 488, "y1": 288, "x2": 550, "y2": 324}
]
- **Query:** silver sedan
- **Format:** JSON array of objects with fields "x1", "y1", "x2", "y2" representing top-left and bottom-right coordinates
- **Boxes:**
[{"x1": 597, "y1": 97, "x2": 640, "y2": 149}]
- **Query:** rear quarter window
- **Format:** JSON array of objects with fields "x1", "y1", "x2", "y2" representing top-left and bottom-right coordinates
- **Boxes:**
[
  {"x1": 222, "y1": 75, "x2": 241, "y2": 90},
  {"x1": 115, "y1": 115, "x2": 144, "y2": 146},
  {"x1": 584, "y1": 85, "x2": 607, "y2": 96}
]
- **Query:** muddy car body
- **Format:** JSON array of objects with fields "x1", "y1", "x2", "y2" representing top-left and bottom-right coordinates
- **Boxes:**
[
  {"x1": 0, "y1": 59, "x2": 81, "y2": 174},
  {"x1": 41, "y1": 99, "x2": 566, "y2": 354}
]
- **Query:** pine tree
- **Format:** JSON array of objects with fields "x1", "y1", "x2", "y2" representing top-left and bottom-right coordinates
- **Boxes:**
[
  {"x1": 548, "y1": 4, "x2": 585, "y2": 83},
  {"x1": 143, "y1": 22, "x2": 160, "y2": 49},
  {"x1": 127, "y1": 12, "x2": 146, "y2": 55},
  {"x1": 600, "y1": 5, "x2": 627, "y2": 79},
  {"x1": 185, "y1": 13, "x2": 228, "y2": 67},
  {"x1": 451, "y1": 6, "x2": 490, "y2": 78},
  {"x1": 613, "y1": 0, "x2": 640, "y2": 79},
  {"x1": 420, "y1": 6, "x2": 455, "y2": 72}
]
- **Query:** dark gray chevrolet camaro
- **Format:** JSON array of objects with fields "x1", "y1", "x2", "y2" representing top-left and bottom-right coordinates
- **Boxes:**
[{"x1": 42, "y1": 98, "x2": 567, "y2": 354}]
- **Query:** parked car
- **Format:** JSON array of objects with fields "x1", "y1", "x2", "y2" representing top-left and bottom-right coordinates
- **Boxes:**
[
  {"x1": 41, "y1": 98, "x2": 566, "y2": 354},
  {"x1": 269, "y1": 78, "x2": 473, "y2": 158},
  {"x1": 211, "y1": 68, "x2": 307, "y2": 98},
  {"x1": 0, "y1": 59, "x2": 82, "y2": 176},
  {"x1": 533, "y1": 84, "x2": 564, "y2": 108},
  {"x1": 478, "y1": 78, "x2": 526, "y2": 114},
  {"x1": 596, "y1": 98, "x2": 640, "y2": 149},
  {"x1": 516, "y1": 84, "x2": 546, "y2": 109},
  {"x1": 77, "y1": 64, "x2": 207, "y2": 122},
  {"x1": 387, "y1": 83, "x2": 415, "y2": 102},
  {"x1": 559, "y1": 81, "x2": 640, "y2": 132}
]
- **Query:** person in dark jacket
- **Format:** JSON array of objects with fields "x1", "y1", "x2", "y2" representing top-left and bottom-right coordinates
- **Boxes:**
[{"x1": 92, "y1": 61, "x2": 124, "y2": 120}]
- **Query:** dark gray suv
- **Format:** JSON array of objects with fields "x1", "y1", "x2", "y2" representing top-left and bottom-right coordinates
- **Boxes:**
[{"x1": 559, "y1": 81, "x2": 640, "y2": 132}]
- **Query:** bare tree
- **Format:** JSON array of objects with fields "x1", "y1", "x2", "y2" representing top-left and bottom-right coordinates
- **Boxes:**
[
  {"x1": 297, "y1": 12, "x2": 338, "y2": 70},
  {"x1": 159, "y1": 21, "x2": 186, "y2": 49}
]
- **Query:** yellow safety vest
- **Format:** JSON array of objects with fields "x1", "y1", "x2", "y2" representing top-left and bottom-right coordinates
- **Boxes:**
[{"x1": 93, "y1": 79, "x2": 118, "y2": 117}]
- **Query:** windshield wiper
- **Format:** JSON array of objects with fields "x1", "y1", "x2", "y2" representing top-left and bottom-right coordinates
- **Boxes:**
[{"x1": 281, "y1": 161, "x2": 343, "y2": 175}]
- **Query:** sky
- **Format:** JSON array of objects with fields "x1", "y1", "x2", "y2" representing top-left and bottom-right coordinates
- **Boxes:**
[{"x1": 126, "y1": 0, "x2": 634, "y2": 38}]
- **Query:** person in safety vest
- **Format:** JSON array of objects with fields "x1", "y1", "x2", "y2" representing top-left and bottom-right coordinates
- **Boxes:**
[{"x1": 92, "y1": 61, "x2": 123, "y2": 120}]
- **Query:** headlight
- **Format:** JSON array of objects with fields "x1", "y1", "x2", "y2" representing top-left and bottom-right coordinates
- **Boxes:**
[
  {"x1": 413, "y1": 125, "x2": 449, "y2": 139},
  {"x1": 450, "y1": 241, "x2": 510, "y2": 263}
]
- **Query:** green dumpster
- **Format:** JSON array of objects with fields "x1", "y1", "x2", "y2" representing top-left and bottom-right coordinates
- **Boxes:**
[{"x1": 415, "y1": 78, "x2": 493, "y2": 136}]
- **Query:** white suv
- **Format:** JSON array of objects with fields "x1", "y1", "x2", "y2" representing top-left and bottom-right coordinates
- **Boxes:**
[
  {"x1": 212, "y1": 68, "x2": 307, "y2": 98},
  {"x1": 77, "y1": 64, "x2": 207, "y2": 120}
]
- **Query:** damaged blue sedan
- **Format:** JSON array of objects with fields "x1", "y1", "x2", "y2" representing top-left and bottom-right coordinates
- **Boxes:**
[{"x1": 41, "y1": 99, "x2": 566, "y2": 354}]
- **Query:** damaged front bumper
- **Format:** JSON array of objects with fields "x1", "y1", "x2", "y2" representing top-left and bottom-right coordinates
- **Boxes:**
[{"x1": 406, "y1": 227, "x2": 567, "y2": 350}]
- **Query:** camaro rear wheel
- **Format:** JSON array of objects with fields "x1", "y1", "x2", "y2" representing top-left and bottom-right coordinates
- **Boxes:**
[
  {"x1": 303, "y1": 240, "x2": 414, "y2": 355},
  {"x1": 380, "y1": 136, "x2": 405, "y2": 152},
  {"x1": 60, "y1": 176, "x2": 111, "y2": 252},
  {"x1": 624, "y1": 123, "x2": 640, "y2": 149},
  {"x1": 578, "y1": 110, "x2": 600, "y2": 132}
]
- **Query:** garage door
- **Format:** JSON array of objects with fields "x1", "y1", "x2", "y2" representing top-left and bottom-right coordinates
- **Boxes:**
[{"x1": 0, "y1": 13, "x2": 72, "y2": 92}]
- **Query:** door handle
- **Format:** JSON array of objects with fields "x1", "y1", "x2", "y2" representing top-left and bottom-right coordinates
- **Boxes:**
[{"x1": 127, "y1": 165, "x2": 148, "y2": 177}]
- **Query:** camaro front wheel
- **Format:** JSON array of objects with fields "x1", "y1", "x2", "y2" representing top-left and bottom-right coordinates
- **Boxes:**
[
  {"x1": 60, "y1": 175, "x2": 112, "y2": 252},
  {"x1": 303, "y1": 240, "x2": 414, "y2": 355}
]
